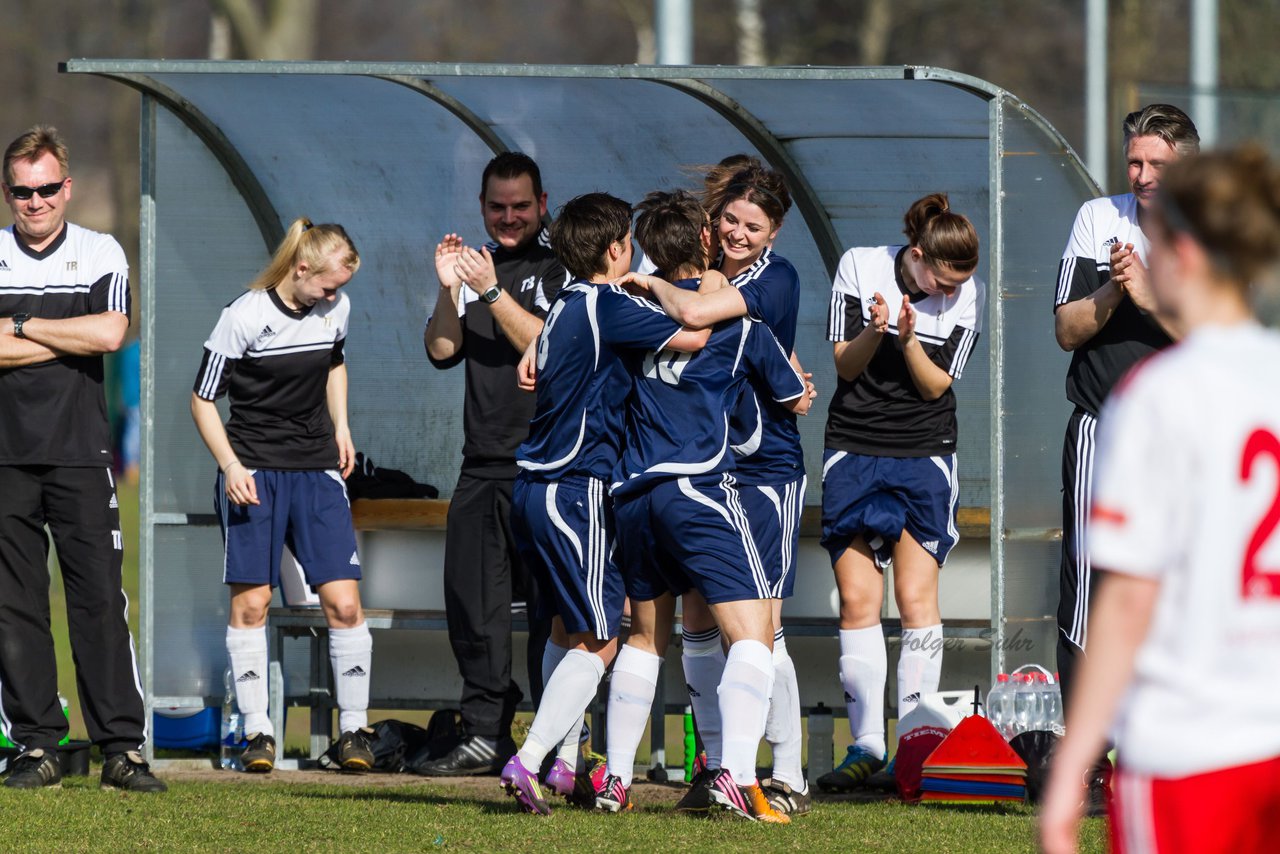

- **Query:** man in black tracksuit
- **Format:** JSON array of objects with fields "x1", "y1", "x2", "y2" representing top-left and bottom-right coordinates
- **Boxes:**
[
  {"x1": 420, "y1": 152, "x2": 567, "y2": 773},
  {"x1": 1052, "y1": 104, "x2": 1198, "y2": 813},
  {"x1": 0, "y1": 125, "x2": 164, "y2": 791}
]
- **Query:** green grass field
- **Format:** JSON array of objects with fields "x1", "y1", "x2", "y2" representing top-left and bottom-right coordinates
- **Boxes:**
[
  {"x1": 31, "y1": 482, "x2": 1106, "y2": 852},
  {"x1": 0, "y1": 773, "x2": 1106, "y2": 853}
]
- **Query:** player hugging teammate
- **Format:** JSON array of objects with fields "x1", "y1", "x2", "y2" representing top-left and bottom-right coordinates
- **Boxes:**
[{"x1": 510, "y1": 185, "x2": 813, "y2": 822}]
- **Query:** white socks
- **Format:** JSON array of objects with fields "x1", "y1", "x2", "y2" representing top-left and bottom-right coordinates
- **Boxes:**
[
  {"x1": 839, "y1": 625, "x2": 887, "y2": 758},
  {"x1": 329, "y1": 623, "x2": 372, "y2": 734},
  {"x1": 540, "y1": 641, "x2": 582, "y2": 767},
  {"x1": 518, "y1": 648, "x2": 605, "y2": 770},
  {"x1": 681, "y1": 626, "x2": 726, "y2": 770},
  {"x1": 898, "y1": 624, "x2": 943, "y2": 721},
  {"x1": 765, "y1": 633, "x2": 804, "y2": 790},
  {"x1": 606, "y1": 644, "x2": 661, "y2": 787},
  {"x1": 718, "y1": 639, "x2": 774, "y2": 788},
  {"x1": 227, "y1": 625, "x2": 272, "y2": 737}
]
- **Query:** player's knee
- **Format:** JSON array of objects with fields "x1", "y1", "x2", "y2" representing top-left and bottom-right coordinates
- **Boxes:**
[
  {"x1": 323, "y1": 599, "x2": 363, "y2": 628},
  {"x1": 894, "y1": 585, "x2": 940, "y2": 626}
]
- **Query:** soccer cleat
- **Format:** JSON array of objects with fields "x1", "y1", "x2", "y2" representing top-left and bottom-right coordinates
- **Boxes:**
[
  {"x1": 3, "y1": 748, "x2": 63, "y2": 789},
  {"x1": 338, "y1": 727, "x2": 376, "y2": 772},
  {"x1": 705, "y1": 769, "x2": 751, "y2": 818},
  {"x1": 741, "y1": 781, "x2": 792, "y2": 824},
  {"x1": 101, "y1": 751, "x2": 168, "y2": 793},
  {"x1": 545, "y1": 758, "x2": 576, "y2": 797},
  {"x1": 674, "y1": 766, "x2": 718, "y2": 814},
  {"x1": 760, "y1": 777, "x2": 812, "y2": 816},
  {"x1": 500, "y1": 756, "x2": 551, "y2": 816},
  {"x1": 413, "y1": 735, "x2": 504, "y2": 776},
  {"x1": 816, "y1": 745, "x2": 886, "y2": 793},
  {"x1": 241, "y1": 733, "x2": 276, "y2": 773},
  {"x1": 593, "y1": 769, "x2": 633, "y2": 812}
]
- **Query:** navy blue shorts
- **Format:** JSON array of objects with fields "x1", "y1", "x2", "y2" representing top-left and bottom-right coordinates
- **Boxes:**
[
  {"x1": 614, "y1": 473, "x2": 773, "y2": 606},
  {"x1": 820, "y1": 450, "x2": 959, "y2": 568},
  {"x1": 215, "y1": 468, "x2": 361, "y2": 588},
  {"x1": 511, "y1": 475, "x2": 623, "y2": 640},
  {"x1": 737, "y1": 475, "x2": 806, "y2": 599}
]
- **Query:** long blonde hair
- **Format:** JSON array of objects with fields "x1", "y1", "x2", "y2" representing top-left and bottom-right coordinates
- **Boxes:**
[{"x1": 249, "y1": 217, "x2": 360, "y2": 291}]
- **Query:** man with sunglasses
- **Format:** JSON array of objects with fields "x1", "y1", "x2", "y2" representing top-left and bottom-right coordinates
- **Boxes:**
[{"x1": 0, "y1": 125, "x2": 164, "y2": 792}]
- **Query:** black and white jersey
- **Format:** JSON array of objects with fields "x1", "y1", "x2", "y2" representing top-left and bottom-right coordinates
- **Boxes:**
[
  {"x1": 1055, "y1": 193, "x2": 1171, "y2": 416},
  {"x1": 0, "y1": 223, "x2": 130, "y2": 466},
  {"x1": 428, "y1": 229, "x2": 568, "y2": 477},
  {"x1": 825, "y1": 246, "x2": 983, "y2": 457},
  {"x1": 193, "y1": 288, "x2": 348, "y2": 471}
]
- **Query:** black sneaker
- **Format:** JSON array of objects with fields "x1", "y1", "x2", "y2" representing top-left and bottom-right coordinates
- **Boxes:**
[
  {"x1": 1084, "y1": 759, "x2": 1113, "y2": 818},
  {"x1": 760, "y1": 777, "x2": 812, "y2": 816},
  {"x1": 338, "y1": 727, "x2": 376, "y2": 772},
  {"x1": 101, "y1": 751, "x2": 167, "y2": 793},
  {"x1": 413, "y1": 735, "x2": 504, "y2": 776},
  {"x1": 3, "y1": 748, "x2": 62, "y2": 789},
  {"x1": 241, "y1": 733, "x2": 276, "y2": 773},
  {"x1": 674, "y1": 767, "x2": 718, "y2": 814}
]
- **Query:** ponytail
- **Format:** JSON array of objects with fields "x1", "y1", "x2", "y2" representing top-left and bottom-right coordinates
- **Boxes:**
[
  {"x1": 249, "y1": 217, "x2": 360, "y2": 291},
  {"x1": 903, "y1": 193, "x2": 979, "y2": 275}
]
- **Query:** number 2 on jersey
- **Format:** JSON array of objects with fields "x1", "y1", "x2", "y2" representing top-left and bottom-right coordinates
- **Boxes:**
[{"x1": 1240, "y1": 428, "x2": 1280, "y2": 599}]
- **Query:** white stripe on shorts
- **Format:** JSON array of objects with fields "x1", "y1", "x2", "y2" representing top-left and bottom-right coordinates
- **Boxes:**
[{"x1": 1070, "y1": 412, "x2": 1097, "y2": 648}]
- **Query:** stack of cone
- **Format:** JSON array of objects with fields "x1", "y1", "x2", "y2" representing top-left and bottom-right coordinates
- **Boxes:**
[{"x1": 919, "y1": 714, "x2": 1027, "y2": 804}]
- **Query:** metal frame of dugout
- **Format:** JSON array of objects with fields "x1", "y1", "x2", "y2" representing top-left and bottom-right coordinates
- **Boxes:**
[{"x1": 59, "y1": 60, "x2": 1097, "y2": 764}]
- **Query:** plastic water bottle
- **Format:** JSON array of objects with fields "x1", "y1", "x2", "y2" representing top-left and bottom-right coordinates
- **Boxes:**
[
  {"x1": 985, "y1": 674, "x2": 1012, "y2": 738},
  {"x1": 1040, "y1": 673, "x2": 1065, "y2": 734},
  {"x1": 58, "y1": 694, "x2": 70, "y2": 746},
  {"x1": 1012, "y1": 673, "x2": 1039, "y2": 736},
  {"x1": 220, "y1": 667, "x2": 245, "y2": 770},
  {"x1": 683, "y1": 706, "x2": 696, "y2": 782},
  {"x1": 806, "y1": 703, "x2": 834, "y2": 788}
]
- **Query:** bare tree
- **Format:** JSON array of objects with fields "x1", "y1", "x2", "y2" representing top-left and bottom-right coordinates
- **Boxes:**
[
  {"x1": 614, "y1": 0, "x2": 657, "y2": 63},
  {"x1": 858, "y1": 0, "x2": 893, "y2": 65},
  {"x1": 736, "y1": 0, "x2": 766, "y2": 65},
  {"x1": 211, "y1": 0, "x2": 319, "y2": 59}
]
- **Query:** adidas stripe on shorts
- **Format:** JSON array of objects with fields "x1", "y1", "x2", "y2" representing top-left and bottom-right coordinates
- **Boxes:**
[
  {"x1": 820, "y1": 449, "x2": 959, "y2": 568},
  {"x1": 216, "y1": 468, "x2": 361, "y2": 588},
  {"x1": 736, "y1": 474, "x2": 806, "y2": 599}
]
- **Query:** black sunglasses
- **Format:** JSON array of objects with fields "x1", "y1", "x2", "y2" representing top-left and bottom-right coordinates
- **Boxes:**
[{"x1": 6, "y1": 179, "x2": 67, "y2": 201}]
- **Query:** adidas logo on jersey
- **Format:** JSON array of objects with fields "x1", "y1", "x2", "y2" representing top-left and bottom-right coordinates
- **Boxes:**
[
  {"x1": 349, "y1": 551, "x2": 360, "y2": 566},
  {"x1": 1103, "y1": 236, "x2": 1120, "y2": 247},
  {"x1": 0, "y1": 259, "x2": 9, "y2": 271},
  {"x1": 686, "y1": 683, "x2": 700, "y2": 698},
  {"x1": 342, "y1": 665, "x2": 367, "y2": 678},
  {"x1": 257, "y1": 324, "x2": 276, "y2": 341},
  {"x1": 237, "y1": 670, "x2": 260, "y2": 683},
  {"x1": 921, "y1": 539, "x2": 940, "y2": 554},
  {"x1": 844, "y1": 692, "x2": 855, "y2": 704},
  {"x1": 902, "y1": 692, "x2": 921, "y2": 705},
  {"x1": 109, "y1": 494, "x2": 119, "y2": 509}
]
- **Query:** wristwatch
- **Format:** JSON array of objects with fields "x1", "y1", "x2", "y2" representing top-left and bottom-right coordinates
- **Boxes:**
[
  {"x1": 480, "y1": 284, "x2": 502, "y2": 304},
  {"x1": 11, "y1": 312, "x2": 29, "y2": 338}
]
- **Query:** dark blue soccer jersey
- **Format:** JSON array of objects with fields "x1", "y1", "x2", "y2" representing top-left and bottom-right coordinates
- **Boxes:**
[
  {"x1": 727, "y1": 247, "x2": 799, "y2": 353},
  {"x1": 612, "y1": 304, "x2": 806, "y2": 499},
  {"x1": 676, "y1": 257, "x2": 806, "y2": 485},
  {"x1": 517, "y1": 281, "x2": 683, "y2": 481}
]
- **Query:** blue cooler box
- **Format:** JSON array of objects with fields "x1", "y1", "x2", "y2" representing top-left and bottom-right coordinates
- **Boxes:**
[{"x1": 153, "y1": 707, "x2": 221, "y2": 750}]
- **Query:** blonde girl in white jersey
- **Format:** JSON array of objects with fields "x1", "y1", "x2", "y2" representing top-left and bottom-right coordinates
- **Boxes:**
[{"x1": 1041, "y1": 145, "x2": 1280, "y2": 854}]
